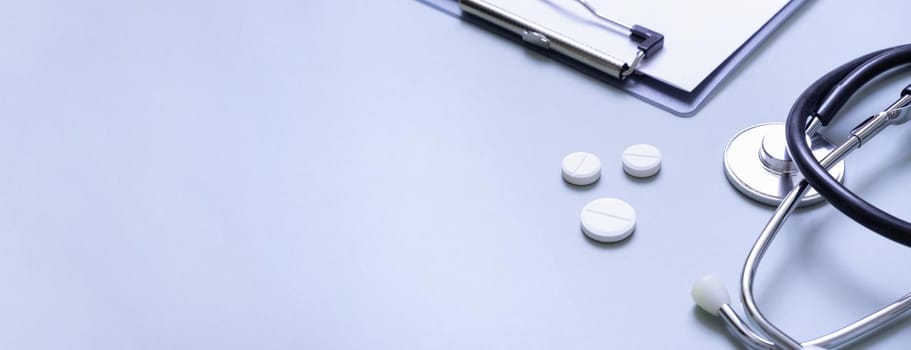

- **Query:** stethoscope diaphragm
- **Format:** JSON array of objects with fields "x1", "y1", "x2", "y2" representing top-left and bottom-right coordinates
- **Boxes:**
[{"x1": 723, "y1": 122, "x2": 845, "y2": 207}]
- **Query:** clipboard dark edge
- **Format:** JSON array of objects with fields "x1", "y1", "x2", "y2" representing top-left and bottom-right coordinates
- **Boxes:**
[{"x1": 415, "y1": 0, "x2": 807, "y2": 117}]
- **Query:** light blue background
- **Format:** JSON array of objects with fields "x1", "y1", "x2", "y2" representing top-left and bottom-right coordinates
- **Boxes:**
[{"x1": 1, "y1": 1, "x2": 910, "y2": 349}]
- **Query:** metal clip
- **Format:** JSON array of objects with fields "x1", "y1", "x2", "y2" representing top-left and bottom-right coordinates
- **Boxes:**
[
  {"x1": 621, "y1": 51, "x2": 645, "y2": 78},
  {"x1": 521, "y1": 30, "x2": 551, "y2": 49},
  {"x1": 885, "y1": 94, "x2": 911, "y2": 125},
  {"x1": 850, "y1": 94, "x2": 911, "y2": 146}
]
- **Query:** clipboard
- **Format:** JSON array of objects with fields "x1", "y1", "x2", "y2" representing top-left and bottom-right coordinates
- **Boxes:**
[{"x1": 416, "y1": 0, "x2": 807, "y2": 116}]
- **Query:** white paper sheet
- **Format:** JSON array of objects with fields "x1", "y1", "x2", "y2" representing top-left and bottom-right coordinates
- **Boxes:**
[{"x1": 477, "y1": 0, "x2": 790, "y2": 92}]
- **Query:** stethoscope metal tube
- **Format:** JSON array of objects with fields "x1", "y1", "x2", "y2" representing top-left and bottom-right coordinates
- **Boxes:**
[
  {"x1": 719, "y1": 304, "x2": 776, "y2": 349},
  {"x1": 694, "y1": 92, "x2": 911, "y2": 350},
  {"x1": 786, "y1": 45, "x2": 911, "y2": 245}
]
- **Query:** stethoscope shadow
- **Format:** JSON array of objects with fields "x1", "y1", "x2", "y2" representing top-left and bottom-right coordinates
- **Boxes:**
[
  {"x1": 762, "y1": 127, "x2": 911, "y2": 300},
  {"x1": 691, "y1": 305, "x2": 911, "y2": 350},
  {"x1": 847, "y1": 314, "x2": 911, "y2": 349},
  {"x1": 690, "y1": 306, "x2": 747, "y2": 347},
  {"x1": 707, "y1": 128, "x2": 911, "y2": 348}
]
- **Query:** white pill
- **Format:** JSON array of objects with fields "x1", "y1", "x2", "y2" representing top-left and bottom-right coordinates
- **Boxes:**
[
  {"x1": 561, "y1": 152, "x2": 601, "y2": 186},
  {"x1": 622, "y1": 144, "x2": 662, "y2": 178},
  {"x1": 580, "y1": 198, "x2": 636, "y2": 242}
]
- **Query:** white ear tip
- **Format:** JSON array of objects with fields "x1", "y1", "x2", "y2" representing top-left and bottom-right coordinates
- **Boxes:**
[{"x1": 691, "y1": 274, "x2": 731, "y2": 316}]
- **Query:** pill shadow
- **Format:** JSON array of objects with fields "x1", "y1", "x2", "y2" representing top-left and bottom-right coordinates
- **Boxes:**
[
  {"x1": 623, "y1": 170, "x2": 661, "y2": 184},
  {"x1": 561, "y1": 178, "x2": 600, "y2": 192},
  {"x1": 582, "y1": 230, "x2": 634, "y2": 249}
]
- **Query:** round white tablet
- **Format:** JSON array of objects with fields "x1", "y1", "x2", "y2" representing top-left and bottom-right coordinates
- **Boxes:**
[
  {"x1": 561, "y1": 152, "x2": 601, "y2": 186},
  {"x1": 580, "y1": 198, "x2": 636, "y2": 243},
  {"x1": 622, "y1": 144, "x2": 662, "y2": 178}
]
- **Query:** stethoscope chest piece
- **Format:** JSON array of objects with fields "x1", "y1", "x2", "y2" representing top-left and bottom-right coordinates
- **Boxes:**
[{"x1": 724, "y1": 122, "x2": 845, "y2": 207}]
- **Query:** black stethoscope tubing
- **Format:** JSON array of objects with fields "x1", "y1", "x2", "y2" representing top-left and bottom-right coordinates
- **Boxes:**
[{"x1": 786, "y1": 44, "x2": 911, "y2": 247}]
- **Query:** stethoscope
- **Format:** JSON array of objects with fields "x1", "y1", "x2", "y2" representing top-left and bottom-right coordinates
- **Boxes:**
[{"x1": 691, "y1": 45, "x2": 911, "y2": 349}]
